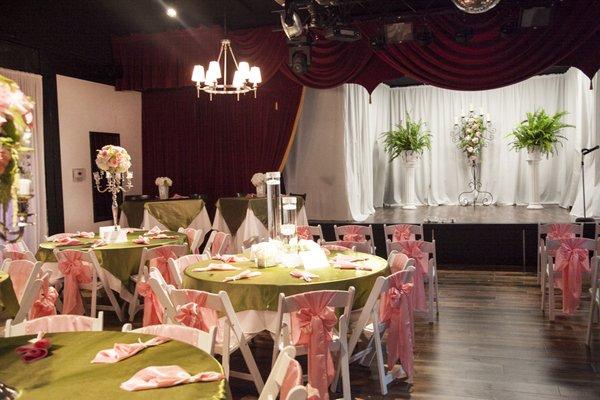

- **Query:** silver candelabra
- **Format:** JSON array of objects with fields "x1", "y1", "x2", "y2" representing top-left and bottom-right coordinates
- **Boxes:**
[{"x1": 93, "y1": 170, "x2": 133, "y2": 229}]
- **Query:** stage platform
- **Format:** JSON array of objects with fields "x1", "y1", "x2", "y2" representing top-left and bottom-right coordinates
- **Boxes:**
[{"x1": 310, "y1": 205, "x2": 593, "y2": 272}]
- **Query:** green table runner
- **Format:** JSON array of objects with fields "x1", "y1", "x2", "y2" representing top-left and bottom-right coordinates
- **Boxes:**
[
  {"x1": 182, "y1": 250, "x2": 388, "y2": 311},
  {"x1": 0, "y1": 272, "x2": 19, "y2": 317},
  {"x1": 0, "y1": 331, "x2": 230, "y2": 400},
  {"x1": 36, "y1": 231, "x2": 188, "y2": 285},
  {"x1": 216, "y1": 196, "x2": 305, "y2": 234},
  {"x1": 145, "y1": 199, "x2": 205, "y2": 231},
  {"x1": 120, "y1": 201, "x2": 147, "y2": 228}
]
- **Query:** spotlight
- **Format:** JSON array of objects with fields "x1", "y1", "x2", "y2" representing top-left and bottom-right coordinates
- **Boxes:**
[
  {"x1": 454, "y1": 27, "x2": 474, "y2": 44},
  {"x1": 500, "y1": 22, "x2": 518, "y2": 39},
  {"x1": 289, "y1": 43, "x2": 311, "y2": 75},
  {"x1": 280, "y1": 12, "x2": 304, "y2": 39},
  {"x1": 166, "y1": 7, "x2": 177, "y2": 18}
]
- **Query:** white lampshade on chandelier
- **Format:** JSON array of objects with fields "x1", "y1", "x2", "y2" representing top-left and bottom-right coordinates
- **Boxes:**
[{"x1": 191, "y1": 39, "x2": 262, "y2": 101}]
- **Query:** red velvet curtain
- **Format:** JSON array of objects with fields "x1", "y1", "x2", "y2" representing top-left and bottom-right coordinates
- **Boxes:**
[{"x1": 141, "y1": 71, "x2": 303, "y2": 206}]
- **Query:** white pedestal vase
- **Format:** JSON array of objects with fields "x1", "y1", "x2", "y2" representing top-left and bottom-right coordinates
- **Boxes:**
[
  {"x1": 158, "y1": 185, "x2": 169, "y2": 200},
  {"x1": 526, "y1": 148, "x2": 544, "y2": 209},
  {"x1": 402, "y1": 150, "x2": 419, "y2": 210}
]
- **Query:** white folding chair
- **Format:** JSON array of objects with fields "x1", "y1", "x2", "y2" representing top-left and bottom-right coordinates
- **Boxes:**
[
  {"x1": 178, "y1": 227, "x2": 204, "y2": 254},
  {"x1": 128, "y1": 244, "x2": 188, "y2": 321},
  {"x1": 537, "y1": 223, "x2": 583, "y2": 284},
  {"x1": 333, "y1": 224, "x2": 375, "y2": 253},
  {"x1": 586, "y1": 255, "x2": 600, "y2": 346},
  {"x1": 345, "y1": 267, "x2": 415, "y2": 394},
  {"x1": 54, "y1": 249, "x2": 124, "y2": 321},
  {"x1": 0, "y1": 241, "x2": 30, "y2": 253},
  {"x1": 2, "y1": 259, "x2": 42, "y2": 302},
  {"x1": 2, "y1": 250, "x2": 37, "y2": 262},
  {"x1": 272, "y1": 288, "x2": 355, "y2": 400},
  {"x1": 541, "y1": 238, "x2": 597, "y2": 321},
  {"x1": 383, "y1": 224, "x2": 423, "y2": 255},
  {"x1": 259, "y1": 346, "x2": 308, "y2": 400},
  {"x1": 296, "y1": 224, "x2": 324, "y2": 244},
  {"x1": 122, "y1": 322, "x2": 217, "y2": 355},
  {"x1": 387, "y1": 241, "x2": 439, "y2": 323},
  {"x1": 322, "y1": 240, "x2": 374, "y2": 255},
  {"x1": 168, "y1": 253, "x2": 210, "y2": 288},
  {"x1": 203, "y1": 231, "x2": 232, "y2": 257},
  {"x1": 148, "y1": 270, "x2": 265, "y2": 392},
  {"x1": 5, "y1": 312, "x2": 104, "y2": 337}
]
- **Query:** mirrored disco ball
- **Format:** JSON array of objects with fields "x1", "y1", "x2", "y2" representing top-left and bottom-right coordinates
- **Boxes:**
[{"x1": 452, "y1": 0, "x2": 501, "y2": 14}]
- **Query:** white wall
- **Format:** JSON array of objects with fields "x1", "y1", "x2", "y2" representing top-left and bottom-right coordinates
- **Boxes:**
[{"x1": 56, "y1": 75, "x2": 142, "y2": 232}]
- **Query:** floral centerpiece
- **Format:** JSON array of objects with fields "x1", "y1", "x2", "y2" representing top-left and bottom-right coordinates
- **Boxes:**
[
  {"x1": 453, "y1": 109, "x2": 492, "y2": 166},
  {"x1": 155, "y1": 177, "x2": 172, "y2": 199},
  {"x1": 93, "y1": 145, "x2": 133, "y2": 229},
  {"x1": 251, "y1": 172, "x2": 266, "y2": 197},
  {"x1": 0, "y1": 75, "x2": 34, "y2": 208}
]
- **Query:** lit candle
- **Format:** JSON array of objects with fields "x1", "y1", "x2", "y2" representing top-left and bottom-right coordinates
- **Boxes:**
[
  {"x1": 469, "y1": 103, "x2": 474, "y2": 112},
  {"x1": 127, "y1": 171, "x2": 133, "y2": 179},
  {"x1": 18, "y1": 178, "x2": 32, "y2": 196},
  {"x1": 486, "y1": 113, "x2": 491, "y2": 122},
  {"x1": 454, "y1": 117, "x2": 459, "y2": 125}
]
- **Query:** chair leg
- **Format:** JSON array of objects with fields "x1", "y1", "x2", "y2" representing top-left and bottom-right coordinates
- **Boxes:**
[
  {"x1": 586, "y1": 296, "x2": 595, "y2": 346},
  {"x1": 90, "y1": 283, "x2": 98, "y2": 319},
  {"x1": 434, "y1": 270, "x2": 440, "y2": 315},
  {"x1": 540, "y1": 272, "x2": 546, "y2": 311},
  {"x1": 548, "y1": 281, "x2": 556, "y2": 321},
  {"x1": 128, "y1": 284, "x2": 139, "y2": 322},
  {"x1": 103, "y1": 285, "x2": 124, "y2": 322},
  {"x1": 238, "y1": 338, "x2": 265, "y2": 392},
  {"x1": 428, "y1": 275, "x2": 435, "y2": 324},
  {"x1": 339, "y1": 325, "x2": 351, "y2": 400},
  {"x1": 222, "y1": 327, "x2": 231, "y2": 378},
  {"x1": 372, "y1": 321, "x2": 388, "y2": 395}
]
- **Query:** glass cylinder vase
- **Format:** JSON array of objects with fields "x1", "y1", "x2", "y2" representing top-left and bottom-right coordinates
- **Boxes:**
[
  {"x1": 280, "y1": 196, "x2": 297, "y2": 244},
  {"x1": 158, "y1": 185, "x2": 169, "y2": 200},
  {"x1": 265, "y1": 171, "x2": 281, "y2": 239}
]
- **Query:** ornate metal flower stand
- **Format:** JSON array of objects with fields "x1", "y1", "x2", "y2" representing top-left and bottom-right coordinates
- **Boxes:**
[{"x1": 458, "y1": 163, "x2": 493, "y2": 207}]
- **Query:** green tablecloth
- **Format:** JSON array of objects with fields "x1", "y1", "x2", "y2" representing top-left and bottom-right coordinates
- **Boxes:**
[
  {"x1": 145, "y1": 199, "x2": 206, "y2": 231},
  {"x1": 0, "y1": 272, "x2": 19, "y2": 317},
  {"x1": 35, "y1": 231, "x2": 188, "y2": 285},
  {"x1": 0, "y1": 331, "x2": 230, "y2": 400},
  {"x1": 121, "y1": 199, "x2": 205, "y2": 229},
  {"x1": 216, "y1": 196, "x2": 305, "y2": 234},
  {"x1": 182, "y1": 250, "x2": 389, "y2": 311}
]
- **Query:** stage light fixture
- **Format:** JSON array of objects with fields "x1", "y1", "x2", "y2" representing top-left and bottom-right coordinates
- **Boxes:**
[
  {"x1": 166, "y1": 7, "x2": 177, "y2": 18},
  {"x1": 289, "y1": 44, "x2": 311, "y2": 75},
  {"x1": 280, "y1": 12, "x2": 304, "y2": 39},
  {"x1": 455, "y1": 27, "x2": 474, "y2": 44}
]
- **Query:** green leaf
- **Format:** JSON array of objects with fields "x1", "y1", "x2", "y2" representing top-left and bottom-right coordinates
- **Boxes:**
[{"x1": 380, "y1": 112, "x2": 432, "y2": 162}]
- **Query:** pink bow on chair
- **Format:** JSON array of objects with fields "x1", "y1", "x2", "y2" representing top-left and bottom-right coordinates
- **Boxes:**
[
  {"x1": 29, "y1": 279, "x2": 58, "y2": 319},
  {"x1": 149, "y1": 248, "x2": 177, "y2": 285},
  {"x1": 291, "y1": 292, "x2": 337, "y2": 400},
  {"x1": 397, "y1": 241, "x2": 428, "y2": 312},
  {"x1": 392, "y1": 225, "x2": 413, "y2": 242},
  {"x1": 181, "y1": 228, "x2": 199, "y2": 254},
  {"x1": 173, "y1": 290, "x2": 219, "y2": 333},
  {"x1": 548, "y1": 224, "x2": 575, "y2": 240},
  {"x1": 380, "y1": 278, "x2": 414, "y2": 380},
  {"x1": 138, "y1": 281, "x2": 165, "y2": 327},
  {"x1": 296, "y1": 226, "x2": 312, "y2": 240},
  {"x1": 554, "y1": 238, "x2": 590, "y2": 314},
  {"x1": 58, "y1": 252, "x2": 92, "y2": 315},
  {"x1": 342, "y1": 226, "x2": 366, "y2": 242}
]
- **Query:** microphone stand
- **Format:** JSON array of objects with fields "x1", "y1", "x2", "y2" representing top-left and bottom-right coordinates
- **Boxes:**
[{"x1": 575, "y1": 145, "x2": 599, "y2": 223}]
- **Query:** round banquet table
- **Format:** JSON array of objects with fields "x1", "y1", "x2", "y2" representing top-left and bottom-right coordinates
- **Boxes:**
[
  {"x1": 0, "y1": 271, "x2": 19, "y2": 317},
  {"x1": 0, "y1": 331, "x2": 230, "y2": 400},
  {"x1": 182, "y1": 249, "x2": 389, "y2": 333},
  {"x1": 35, "y1": 231, "x2": 188, "y2": 299}
]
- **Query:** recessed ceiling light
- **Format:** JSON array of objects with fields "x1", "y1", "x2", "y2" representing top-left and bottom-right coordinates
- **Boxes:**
[{"x1": 166, "y1": 7, "x2": 177, "y2": 18}]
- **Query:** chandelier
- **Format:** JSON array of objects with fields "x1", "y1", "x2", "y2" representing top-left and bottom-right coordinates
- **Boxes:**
[
  {"x1": 452, "y1": 0, "x2": 501, "y2": 14},
  {"x1": 191, "y1": 39, "x2": 262, "y2": 101}
]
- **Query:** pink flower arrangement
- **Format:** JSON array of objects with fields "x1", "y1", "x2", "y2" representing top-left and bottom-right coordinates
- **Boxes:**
[{"x1": 95, "y1": 145, "x2": 131, "y2": 174}]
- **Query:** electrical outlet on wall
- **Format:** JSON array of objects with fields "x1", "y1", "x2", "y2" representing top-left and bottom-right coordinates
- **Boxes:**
[{"x1": 72, "y1": 168, "x2": 85, "y2": 182}]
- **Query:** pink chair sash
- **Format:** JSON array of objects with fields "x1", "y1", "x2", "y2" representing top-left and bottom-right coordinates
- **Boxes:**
[
  {"x1": 291, "y1": 292, "x2": 337, "y2": 400},
  {"x1": 24, "y1": 314, "x2": 96, "y2": 334},
  {"x1": 296, "y1": 226, "x2": 312, "y2": 241},
  {"x1": 548, "y1": 224, "x2": 576, "y2": 240},
  {"x1": 181, "y1": 228, "x2": 199, "y2": 254},
  {"x1": 341, "y1": 225, "x2": 366, "y2": 242},
  {"x1": 210, "y1": 232, "x2": 229, "y2": 256},
  {"x1": 148, "y1": 248, "x2": 177, "y2": 285},
  {"x1": 4, "y1": 250, "x2": 27, "y2": 260},
  {"x1": 280, "y1": 358, "x2": 303, "y2": 400},
  {"x1": 379, "y1": 276, "x2": 414, "y2": 379},
  {"x1": 392, "y1": 225, "x2": 414, "y2": 242},
  {"x1": 389, "y1": 253, "x2": 410, "y2": 274},
  {"x1": 120, "y1": 365, "x2": 223, "y2": 391},
  {"x1": 6, "y1": 261, "x2": 33, "y2": 302},
  {"x1": 173, "y1": 290, "x2": 219, "y2": 335},
  {"x1": 138, "y1": 281, "x2": 164, "y2": 327},
  {"x1": 57, "y1": 251, "x2": 93, "y2": 315},
  {"x1": 29, "y1": 278, "x2": 58, "y2": 319},
  {"x1": 397, "y1": 241, "x2": 428, "y2": 311},
  {"x1": 554, "y1": 238, "x2": 590, "y2": 314}
]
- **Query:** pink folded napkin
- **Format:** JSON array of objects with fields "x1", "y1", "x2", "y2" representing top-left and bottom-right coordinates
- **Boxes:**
[
  {"x1": 120, "y1": 365, "x2": 223, "y2": 392},
  {"x1": 15, "y1": 334, "x2": 51, "y2": 363},
  {"x1": 75, "y1": 231, "x2": 95, "y2": 238},
  {"x1": 123, "y1": 228, "x2": 144, "y2": 233},
  {"x1": 144, "y1": 226, "x2": 166, "y2": 236},
  {"x1": 91, "y1": 337, "x2": 170, "y2": 364},
  {"x1": 322, "y1": 244, "x2": 351, "y2": 252},
  {"x1": 151, "y1": 233, "x2": 177, "y2": 239},
  {"x1": 133, "y1": 236, "x2": 150, "y2": 245},
  {"x1": 91, "y1": 239, "x2": 107, "y2": 248},
  {"x1": 54, "y1": 237, "x2": 82, "y2": 246},
  {"x1": 192, "y1": 263, "x2": 241, "y2": 272},
  {"x1": 333, "y1": 260, "x2": 372, "y2": 271},
  {"x1": 212, "y1": 254, "x2": 250, "y2": 263},
  {"x1": 290, "y1": 270, "x2": 319, "y2": 282},
  {"x1": 223, "y1": 269, "x2": 261, "y2": 282},
  {"x1": 171, "y1": 194, "x2": 188, "y2": 199}
]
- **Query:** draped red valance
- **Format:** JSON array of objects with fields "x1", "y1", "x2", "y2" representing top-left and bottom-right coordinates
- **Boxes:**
[{"x1": 114, "y1": 0, "x2": 600, "y2": 94}]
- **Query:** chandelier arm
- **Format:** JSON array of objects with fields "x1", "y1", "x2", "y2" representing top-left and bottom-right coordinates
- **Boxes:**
[
  {"x1": 228, "y1": 44, "x2": 240, "y2": 70},
  {"x1": 223, "y1": 43, "x2": 228, "y2": 92}
]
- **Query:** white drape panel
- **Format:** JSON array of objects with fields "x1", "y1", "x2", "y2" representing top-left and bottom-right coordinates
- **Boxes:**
[{"x1": 0, "y1": 67, "x2": 47, "y2": 248}]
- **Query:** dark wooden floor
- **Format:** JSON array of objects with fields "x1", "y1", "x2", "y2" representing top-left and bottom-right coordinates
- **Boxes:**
[{"x1": 314, "y1": 204, "x2": 575, "y2": 225}]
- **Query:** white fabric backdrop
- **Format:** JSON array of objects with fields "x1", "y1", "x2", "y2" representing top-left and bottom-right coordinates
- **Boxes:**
[
  {"x1": 285, "y1": 68, "x2": 599, "y2": 221},
  {"x1": 0, "y1": 67, "x2": 47, "y2": 249}
]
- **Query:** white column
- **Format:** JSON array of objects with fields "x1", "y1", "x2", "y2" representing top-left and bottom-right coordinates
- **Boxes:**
[
  {"x1": 402, "y1": 151, "x2": 418, "y2": 210},
  {"x1": 527, "y1": 148, "x2": 544, "y2": 209}
]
